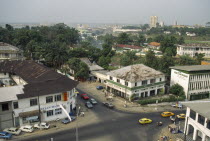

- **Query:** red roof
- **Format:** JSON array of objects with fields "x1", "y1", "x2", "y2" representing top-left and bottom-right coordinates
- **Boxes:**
[
  {"x1": 149, "y1": 42, "x2": 160, "y2": 47},
  {"x1": 116, "y1": 44, "x2": 143, "y2": 49}
]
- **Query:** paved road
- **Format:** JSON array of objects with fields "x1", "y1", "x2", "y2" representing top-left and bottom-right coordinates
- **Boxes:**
[{"x1": 20, "y1": 89, "x2": 185, "y2": 141}]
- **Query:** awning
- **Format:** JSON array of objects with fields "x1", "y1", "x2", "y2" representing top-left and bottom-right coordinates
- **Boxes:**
[
  {"x1": 168, "y1": 124, "x2": 177, "y2": 129},
  {"x1": 26, "y1": 116, "x2": 39, "y2": 121},
  {"x1": 19, "y1": 110, "x2": 39, "y2": 117}
]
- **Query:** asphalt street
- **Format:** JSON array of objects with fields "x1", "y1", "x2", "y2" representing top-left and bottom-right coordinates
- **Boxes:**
[{"x1": 20, "y1": 89, "x2": 185, "y2": 141}]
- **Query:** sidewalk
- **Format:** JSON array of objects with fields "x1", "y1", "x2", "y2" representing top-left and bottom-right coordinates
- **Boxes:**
[
  {"x1": 157, "y1": 121, "x2": 194, "y2": 141},
  {"x1": 12, "y1": 103, "x2": 101, "y2": 141},
  {"x1": 77, "y1": 81, "x2": 185, "y2": 113}
]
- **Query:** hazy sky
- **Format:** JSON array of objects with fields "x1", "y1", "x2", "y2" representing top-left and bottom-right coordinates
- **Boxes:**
[{"x1": 0, "y1": 0, "x2": 210, "y2": 25}]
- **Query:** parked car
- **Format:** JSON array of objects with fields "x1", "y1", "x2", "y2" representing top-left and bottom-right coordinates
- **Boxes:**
[
  {"x1": 3, "y1": 127, "x2": 21, "y2": 135},
  {"x1": 96, "y1": 86, "x2": 104, "y2": 90},
  {"x1": 177, "y1": 114, "x2": 185, "y2": 119},
  {"x1": 34, "y1": 122, "x2": 50, "y2": 129},
  {"x1": 103, "y1": 102, "x2": 114, "y2": 109},
  {"x1": 0, "y1": 131, "x2": 12, "y2": 139},
  {"x1": 81, "y1": 94, "x2": 90, "y2": 100},
  {"x1": 20, "y1": 125, "x2": 34, "y2": 133},
  {"x1": 161, "y1": 112, "x2": 175, "y2": 117},
  {"x1": 85, "y1": 101, "x2": 93, "y2": 108},
  {"x1": 90, "y1": 98, "x2": 97, "y2": 105},
  {"x1": 139, "y1": 118, "x2": 152, "y2": 124},
  {"x1": 61, "y1": 116, "x2": 76, "y2": 124},
  {"x1": 171, "y1": 103, "x2": 183, "y2": 108}
]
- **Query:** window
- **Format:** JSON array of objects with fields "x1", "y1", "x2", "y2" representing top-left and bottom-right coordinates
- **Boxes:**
[
  {"x1": 135, "y1": 82, "x2": 137, "y2": 86},
  {"x1": 125, "y1": 81, "x2": 128, "y2": 86},
  {"x1": 150, "y1": 79, "x2": 156, "y2": 84},
  {"x1": 207, "y1": 120, "x2": 210, "y2": 130},
  {"x1": 46, "y1": 96, "x2": 53, "y2": 103},
  {"x1": 117, "y1": 79, "x2": 120, "y2": 83},
  {"x1": 4, "y1": 53, "x2": 9, "y2": 57},
  {"x1": 47, "y1": 110, "x2": 54, "y2": 117},
  {"x1": 190, "y1": 110, "x2": 196, "y2": 120},
  {"x1": 198, "y1": 114, "x2": 205, "y2": 125},
  {"x1": 142, "y1": 80, "x2": 147, "y2": 85},
  {"x1": 110, "y1": 76, "x2": 113, "y2": 80},
  {"x1": 55, "y1": 108, "x2": 62, "y2": 115},
  {"x1": 30, "y1": 98, "x2": 37, "y2": 106},
  {"x1": 55, "y1": 94, "x2": 61, "y2": 101},
  {"x1": 160, "y1": 78, "x2": 162, "y2": 82},
  {"x1": 13, "y1": 102, "x2": 18, "y2": 109},
  {"x1": 2, "y1": 103, "x2": 9, "y2": 111}
]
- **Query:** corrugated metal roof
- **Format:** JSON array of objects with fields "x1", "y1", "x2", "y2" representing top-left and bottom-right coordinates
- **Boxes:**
[
  {"x1": 0, "y1": 42, "x2": 21, "y2": 51},
  {"x1": 107, "y1": 64, "x2": 164, "y2": 82},
  {"x1": 170, "y1": 65, "x2": 210, "y2": 72},
  {"x1": 0, "y1": 60, "x2": 78, "y2": 100}
]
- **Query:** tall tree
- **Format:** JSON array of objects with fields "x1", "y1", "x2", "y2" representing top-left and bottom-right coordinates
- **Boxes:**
[
  {"x1": 159, "y1": 54, "x2": 175, "y2": 75},
  {"x1": 144, "y1": 50, "x2": 159, "y2": 69},
  {"x1": 117, "y1": 33, "x2": 132, "y2": 44},
  {"x1": 176, "y1": 55, "x2": 197, "y2": 65},
  {"x1": 5, "y1": 24, "x2": 14, "y2": 31},
  {"x1": 177, "y1": 37, "x2": 185, "y2": 45},
  {"x1": 195, "y1": 53, "x2": 205, "y2": 65}
]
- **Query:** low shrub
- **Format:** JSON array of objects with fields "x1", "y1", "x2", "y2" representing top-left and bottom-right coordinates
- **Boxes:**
[{"x1": 138, "y1": 95, "x2": 186, "y2": 105}]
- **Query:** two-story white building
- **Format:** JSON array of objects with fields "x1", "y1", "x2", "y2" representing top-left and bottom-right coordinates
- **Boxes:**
[
  {"x1": 170, "y1": 65, "x2": 210, "y2": 100},
  {"x1": 177, "y1": 43, "x2": 210, "y2": 58},
  {"x1": 183, "y1": 102, "x2": 210, "y2": 141},
  {"x1": 0, "y1": 42, "x2": 23, "y2": 61},
  {"x1": 106, "y1": 64, "x2": 165, "y2": 100},
  {"x1": 0, "y1": 60, "x2": 78, "y2": 127}
]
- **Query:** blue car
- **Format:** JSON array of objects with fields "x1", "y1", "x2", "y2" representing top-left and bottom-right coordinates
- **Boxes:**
[
  {"x1": 61, "y1": 116, "x2": 76, "y2": 124},
  {"x1": 0, "y1": 131, "x2": 12, "y2": 139},
  {"x1": 96, "y1": 86, "x2": 104, "y2": 90}
]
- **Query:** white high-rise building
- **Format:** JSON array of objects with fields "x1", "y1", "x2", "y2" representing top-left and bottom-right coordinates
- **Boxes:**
[
  {"x1": 160, "y1": 21, "x2": 164, "y2": 27},
  {"x1": 150, "y1": 16, "x2": 158, "y2": 28}
]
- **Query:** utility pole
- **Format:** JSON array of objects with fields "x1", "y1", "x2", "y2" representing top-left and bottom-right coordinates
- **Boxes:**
[
  {"x1": 37, "y1": 89, "x2": 41, "y2": 124},
  {"x1": 75, "y1": 98, "x2": 79, "y2": 141}
]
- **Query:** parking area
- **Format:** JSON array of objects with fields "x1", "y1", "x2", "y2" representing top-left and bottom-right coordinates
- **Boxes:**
[{"x1": 76, "y1": 81, "x2": 185, "y2": 113}]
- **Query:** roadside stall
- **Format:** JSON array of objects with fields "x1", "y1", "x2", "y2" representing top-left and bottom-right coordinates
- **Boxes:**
[{"x1": 168, "y1": 124, "x2": 179, "y2": 134}]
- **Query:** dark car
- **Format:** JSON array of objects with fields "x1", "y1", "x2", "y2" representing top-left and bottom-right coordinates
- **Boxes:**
[
  {"x1": 0, "y1": 131, "x2": 12, "y2": 139},
  {"x1": 81, "y1": 94, "x2": 90, "y2": 100},
  {"x1": 96, "y1": 86, "x2": 104, "y2": 90},
  {"x1": 85, "y1": 101, "x2": 93, "y2": 108},
  {"x1": 103, "y1": 102, "x2": 114, "y2": 109},
  {"x1": 61, "y1": 116, "x2": 76, "y2": 124},
  {"x1": 90, "y1": 98, "x2": 97, "y2": 105}
]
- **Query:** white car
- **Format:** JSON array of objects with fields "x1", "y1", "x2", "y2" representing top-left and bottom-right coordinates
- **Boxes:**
[
  {"x1": 3, "y1": 127, "x2": 21, "y2": 135},
  {"x1": 20, "y1": 125, "x2": 34, "y2": 133},
  {"x1": 34, "y1": 122, "x2": 50, "y2": 129}
]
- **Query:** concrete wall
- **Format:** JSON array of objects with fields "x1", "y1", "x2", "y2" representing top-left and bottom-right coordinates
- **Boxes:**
[
  {"x1": 0, "y1": 102, "x2": 13, "y2": 130},
  {"x1": 185, "y1": 107, "x2": 210, "y2": 141},
  {"x1": 170, "y1": 69, "x2": 190, "y2": 98}
]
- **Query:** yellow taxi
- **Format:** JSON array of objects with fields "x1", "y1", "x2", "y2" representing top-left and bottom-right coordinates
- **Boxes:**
[
  {"x1": 139, "y1": 118, "x2": 152, "y2": 124},
  {"x1": 177, "y1": 114, "x2": 185, "y2": 119},
  {"x1": 161, "y1": 112, "x2": 175, "y2": 117},
  {"x1": 74, "y1": 90, "x2": 79, "y2": 94}
]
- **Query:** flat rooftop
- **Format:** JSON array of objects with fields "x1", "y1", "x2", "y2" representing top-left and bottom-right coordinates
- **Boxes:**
[
  {"x1": 179, "y1": 43, "x2": 210, "y2": 47},
  {"x1": 183, "y1": 101, "x2": 210, "y2": 120},
  {"x1": 0, "y1": 85, "x2": 24, "y2": 102},
  {"x1": 170, "y1": 65, "x2": 210, "y2": 72}
]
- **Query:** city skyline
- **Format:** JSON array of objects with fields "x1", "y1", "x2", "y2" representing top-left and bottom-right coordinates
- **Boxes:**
[{"x1": 0, "y1": 0, "x2": 210, "y2": 25}]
